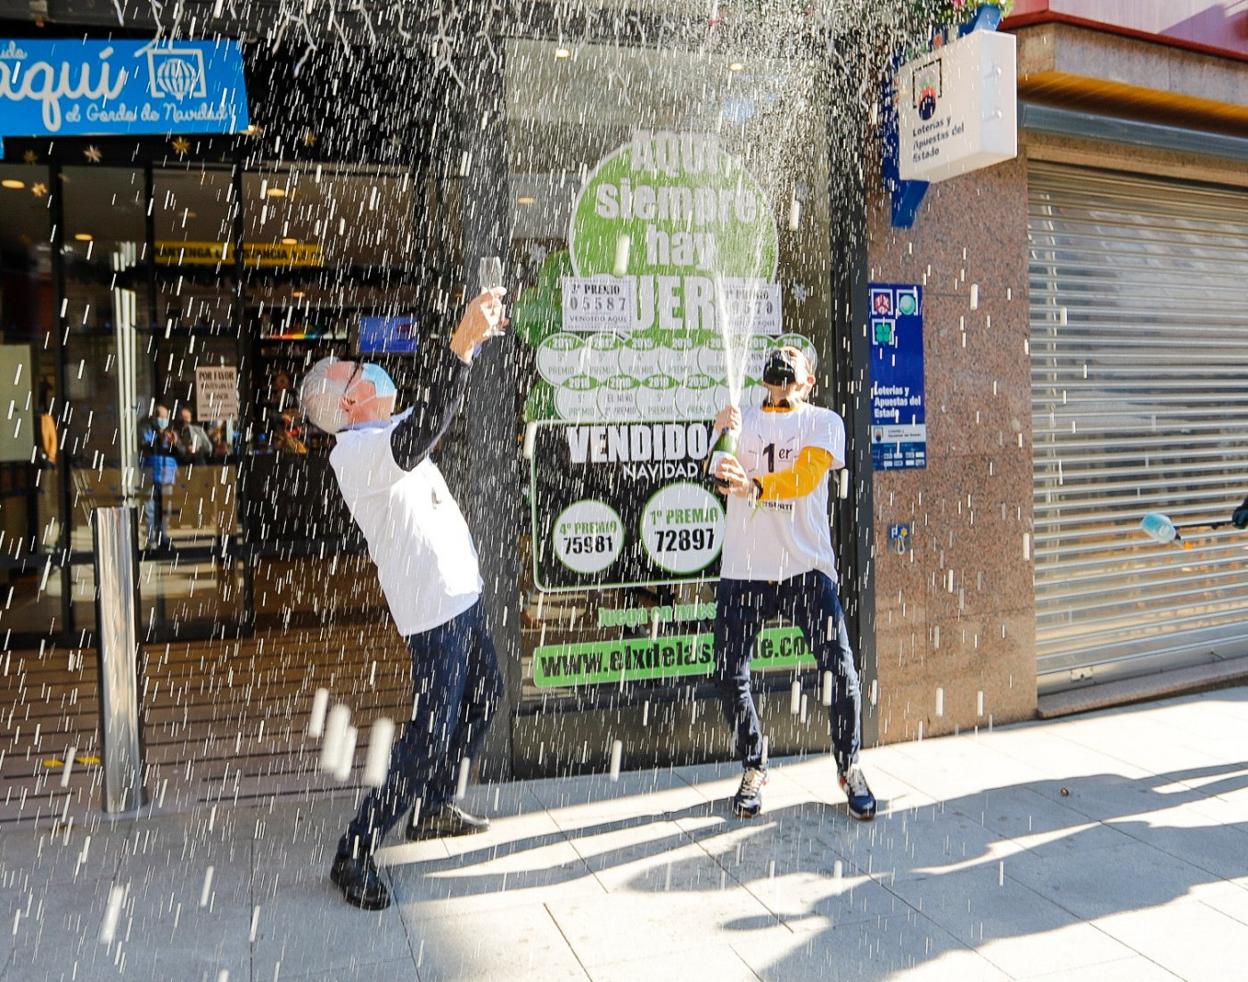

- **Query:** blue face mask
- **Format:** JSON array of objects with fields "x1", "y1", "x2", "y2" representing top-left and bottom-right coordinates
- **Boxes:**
[
  {"x1": 155, "y1": 416, "x2": 169, "y2": 430},
  {"x1": 357, "y1": 363, "x2": 396, "y2": 400}
]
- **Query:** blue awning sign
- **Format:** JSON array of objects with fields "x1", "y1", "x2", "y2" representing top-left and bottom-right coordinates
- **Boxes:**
[{"x1": 0, "y1": 38, "x2": 249, "y2": 140}]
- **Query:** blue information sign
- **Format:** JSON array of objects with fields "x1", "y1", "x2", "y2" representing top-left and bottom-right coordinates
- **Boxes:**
[
  {"x1": 869, "y1": 282, "x2": 927, "y2": 470},
  {"x1": 0, "y1": 38, "x2": 248, "y2": 140},
  {"x1": 359, "y1": 315, "x2": 421, "y2": 355}
]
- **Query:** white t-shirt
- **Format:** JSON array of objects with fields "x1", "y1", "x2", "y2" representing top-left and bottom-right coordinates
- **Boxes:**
[
  {"x1": 329, "y1": 409, "x2": 482, "y2": 636},
  {"x1": 716, "y1": 403, "x2": 845, "y2": 584}
]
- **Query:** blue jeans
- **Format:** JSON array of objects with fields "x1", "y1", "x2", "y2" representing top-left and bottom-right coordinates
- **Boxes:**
[
  {"x1": 714, "y1": 571, "x2": 862, "y2": 773},
  {"x1": 340, "y1": 599, "x2": 503, "y2": 856},
  {"x1": 144, "y1": 481, "x2": 173, "y2": 544}
]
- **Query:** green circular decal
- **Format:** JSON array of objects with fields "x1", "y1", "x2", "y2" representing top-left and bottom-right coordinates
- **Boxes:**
[{"x1": 640, "y1": 482, "x2": 725, "y2": 574}]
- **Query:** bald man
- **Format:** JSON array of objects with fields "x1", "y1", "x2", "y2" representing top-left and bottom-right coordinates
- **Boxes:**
[{"x1": 300, "y1": 289, "x2": 507, "y2": 910}]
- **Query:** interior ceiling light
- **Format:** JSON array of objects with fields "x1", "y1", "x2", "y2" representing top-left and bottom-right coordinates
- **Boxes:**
[
  {"x1": 1, "y1": 179, "x2": 24, "y2": 190},
  {"x1": 729, "y1": 62, "x2": 745, "y2": 72},
  {"x1": 73, "y1": 233, "x2": 93, "y2": 242},
  {"x1": 554, "y1": 47, "x2": 572, "y2": 59},
  {"x1": 281, "y1": 237, "x2": 299, "y2": 245},
  {"x1": 516, "y1": 195, "x2": 537, "y2": 206},
  {"x1": 266, "y1": 187, "x2": 288, "y2": 198}
]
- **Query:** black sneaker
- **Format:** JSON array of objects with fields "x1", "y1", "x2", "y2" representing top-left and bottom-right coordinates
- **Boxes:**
[
  {"x1": 405, "y1": 804, "x2": 491, "y2": 841},
  {"x1": 838, "y1": 764, "x2": 877, "y2": 821},
  {"x1": 731, "y1": 766, "x2": 768, "y2": 819},
  {"x1": 329, "y1": 852, "x2": 391, "y2": 910}
]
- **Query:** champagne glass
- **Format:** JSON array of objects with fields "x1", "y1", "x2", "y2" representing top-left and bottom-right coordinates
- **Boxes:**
[{"x1": 478, "y1": 256, "x2": 505, "y2": 338}]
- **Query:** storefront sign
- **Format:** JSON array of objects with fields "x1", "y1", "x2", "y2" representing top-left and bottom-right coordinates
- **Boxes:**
[
  {"x1": 0, "y1": 39, "x2": 249, "y2": 139},
  {"x1": 869, "y1": 283, "x2": 926, "y2": 470},
  {"x1": 194, "y1": 365, "x2": 239, "y2": 421},
  {"x1": 358, "y1": 314, "x2": 420, "y2": 355},
  {"x1": 533, "y1": 626, "x2": 816, "y2": 688},
  {"x1": 154, "y1": 241, "x2": 323, "y2": 267},
  {"x1": 560, "y1": 276, "x2": 635, "y2": 333},
  {"x1": 525, "y1": 131, "x2": 818, "y2": 593},
  {"x1": 530, "y1": 420, "x2": 724, "y2": 591},
  {"x1": 896, "y1": 30, "x2": 1016, "y2": 183}
]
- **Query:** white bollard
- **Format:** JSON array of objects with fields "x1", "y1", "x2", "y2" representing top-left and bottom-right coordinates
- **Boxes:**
[
  {"x1": 307, "y1": 688, "x2": 329, "y2": 739},
  {"x1": 333, "y1": 726, "x2": 358, "y2": 782},
  {"x1": 320, "y1": 704, "x2": 350, "y2": 775}
]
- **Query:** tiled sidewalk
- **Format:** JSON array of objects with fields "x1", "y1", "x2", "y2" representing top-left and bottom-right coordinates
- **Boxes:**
[{"x1": 5, "y1": 689, "x2": 1248, "y2": 980}]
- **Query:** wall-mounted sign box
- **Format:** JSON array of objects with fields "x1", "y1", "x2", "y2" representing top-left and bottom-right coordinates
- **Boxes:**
[{"x1": 897, "y1": 30, "x2": 1017, "y2": 184}]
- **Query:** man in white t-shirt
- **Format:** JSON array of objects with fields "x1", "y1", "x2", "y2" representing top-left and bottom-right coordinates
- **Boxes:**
[
  {"x1": 710, "y1": 345, "x2": 876, "y2": 822},
  {"x1": 299, "y1": 289, "x2": 507, "y2": 910}
]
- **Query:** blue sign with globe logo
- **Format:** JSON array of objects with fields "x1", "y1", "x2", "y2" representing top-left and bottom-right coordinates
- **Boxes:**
[{"x1": 0, "y1": 38, "x2": 248, "y2": 142}]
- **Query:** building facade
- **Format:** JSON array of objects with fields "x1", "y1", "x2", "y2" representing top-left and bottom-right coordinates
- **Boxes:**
[{"x1": 1, "y1": 3, "x2": 1247, "y2": 820}]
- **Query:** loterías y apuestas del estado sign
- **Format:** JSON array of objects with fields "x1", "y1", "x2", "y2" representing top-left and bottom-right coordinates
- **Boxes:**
[
  {"x1": 897, "y1": 29, "x2": 1016, "y2": 184},
  {"x1": 0, "y1": 37, "x2": 249, "y2": 145}
]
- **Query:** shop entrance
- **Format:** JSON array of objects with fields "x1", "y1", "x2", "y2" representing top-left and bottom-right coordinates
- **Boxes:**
[{"x1": 496, "y1": 36, "x2": 868, "y2": 777}]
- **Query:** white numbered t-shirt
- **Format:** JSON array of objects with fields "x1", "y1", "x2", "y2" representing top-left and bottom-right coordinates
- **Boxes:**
[
  {"x1": 717, "y1": 403, "x2": 845, "y2": 584},
  {"x1": 329, "y1": 410, "x2": 482, "y2": 636}
]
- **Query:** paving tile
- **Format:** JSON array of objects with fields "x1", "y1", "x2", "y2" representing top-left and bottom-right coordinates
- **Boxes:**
[
  {"x1": 386, "y1": 812, "x2": 603, "y2": 919},
  {"x1": 1092, "y1": 900, "x2": 1248, "y2": 980},
  {"x1": 547, "y1": 888, "x2": 778, "y2": 968},
  {"x1": 1198, "y1": 884, "x2": 1248, "y2": 927},
  {"x1": 884, "y1": 864, "x2": 1134, "y2": 978},
  {"x1": 839, "y1": 807, "x2": 1015, "y2": 882},
  {"x1": 252, "y1": 876, "x2": 413, "y2": 980},
  {"x1": 279, "y1": 956, "x2": 421, "y2": 981},
  {"x1": 1018, "y1": 955, "x2": 1181, "y2": 980},
  {"x1": 562, "y1": 816, "x2": 728, "y2": 894},
  {"x1": 727, "y1": 913, "x2": 1002, "y2": 982},
  {"x1": 588, "y1": 942, "x2": 758, "y2": 981},
  {"x1": 946, "y1": 784, "x2": 1096, "y2": 839},
  {"x1": 9, "y1": 873, "x2": 250, "y2": 982},
  {"x1": 1106, "y1": 807, "x2": 1248, "y2": 879},
  {"x1": 1004, "y1": 838, "x2": 1238, "y2": 921},
  {"x1": 402, "y1": 903, "x2": 588, "y2": 981},
  {"x1": 0, "y1": 822, "x2": 123, "y2": 888}
]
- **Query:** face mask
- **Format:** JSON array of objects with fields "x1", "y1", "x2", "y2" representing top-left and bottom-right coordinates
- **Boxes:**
[
  {"x1": 155, "y1": 417, "x2": 169, "y2": 430},
  {"x1": 351, "y1": 363, "x2": 396, "y2": 401},
  {"x1": 762, "y1": 349, "x2": 800, "y2": 386}
]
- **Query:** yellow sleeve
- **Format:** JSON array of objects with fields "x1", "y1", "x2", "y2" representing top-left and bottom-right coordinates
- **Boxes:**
[{"x1": 757, "y1": 446, "x2": 835, "y2": 501}]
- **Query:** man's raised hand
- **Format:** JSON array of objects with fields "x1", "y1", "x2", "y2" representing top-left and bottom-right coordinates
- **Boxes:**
[{"x1": 450, "y1": 287, "x2": 509, "y2": 364}]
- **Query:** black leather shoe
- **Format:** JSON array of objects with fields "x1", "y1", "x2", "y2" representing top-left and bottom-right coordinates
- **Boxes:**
[
  {"x1": 330, "y1": 852, "x2": 391, "y2": 910},
  {"x1": 406, "y1": 804, "x2": 491, "y2": 841}
]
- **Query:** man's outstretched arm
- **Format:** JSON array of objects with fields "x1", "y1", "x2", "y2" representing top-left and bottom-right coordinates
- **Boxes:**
[
  {"x1": 389, "y1": 344, "x2": 471, "y2": 471},
  {"x1": 388, "y1": 288, "x2": 507, "y2": 472}
]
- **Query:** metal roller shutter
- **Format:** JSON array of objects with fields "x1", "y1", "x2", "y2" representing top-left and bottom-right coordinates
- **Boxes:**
[{"x1": 1029, "y1": 162, "x2": 1248, "y2": 693}]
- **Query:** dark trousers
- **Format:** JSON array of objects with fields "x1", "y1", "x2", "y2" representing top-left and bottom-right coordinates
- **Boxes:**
[
  {"x1": 714, "y1": 571, "x2": 862, "y2": 773},
  {"x1": 339, "y1": 599, "x2": 503, "y2": 857},
  {"x1": 144, "y1": 481, "x2": 173, "y2": 543}
]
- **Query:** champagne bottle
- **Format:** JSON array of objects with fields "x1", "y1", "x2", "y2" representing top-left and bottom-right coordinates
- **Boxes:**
[{"x1": 706, "y1": 423, "x2": 738, "y2": 493}]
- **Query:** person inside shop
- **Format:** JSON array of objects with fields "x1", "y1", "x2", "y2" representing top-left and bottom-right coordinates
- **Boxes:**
[
  {"x1": 709, "y1": 345, "x2": 876, "y2": 822},
  {"x1": 139, "y1": 402, "x2": 179, "y2": 550},
  {"x1": 299, "y1": 287, "x2": 508, "y2": 911},
  {"x1": 173, "y1": 406, "x2": 213, "y2": 464},
  {"x1": 273, "y1": 408, "x2": 308, "y2": 454}
]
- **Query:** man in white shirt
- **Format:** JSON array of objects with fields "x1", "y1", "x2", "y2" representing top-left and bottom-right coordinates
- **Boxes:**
[
  {"x1": 711, "y1": 345, "x2": 876, "y2": 822},
  {"x1": 300, "y1": 288, "x2": 507, "y2": 910}
]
